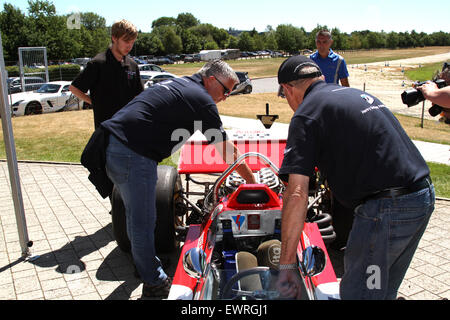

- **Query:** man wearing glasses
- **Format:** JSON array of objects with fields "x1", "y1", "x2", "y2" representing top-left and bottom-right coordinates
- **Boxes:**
[
  {"x1": 82, "y1": 59, "x2": 256, "y2": 299},
  {"x1": 275, "y1": 55, "x2": 435, "y2": 300}
]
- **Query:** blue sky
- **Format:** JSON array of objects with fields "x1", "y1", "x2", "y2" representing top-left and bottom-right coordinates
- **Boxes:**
[{"x1": 1, "y1": 0, "x2": 449, "y2": 34}]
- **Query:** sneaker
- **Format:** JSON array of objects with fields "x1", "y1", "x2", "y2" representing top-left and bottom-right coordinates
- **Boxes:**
[{"x1": 142, "y1": 277, "x2": 172, "y2": 299}]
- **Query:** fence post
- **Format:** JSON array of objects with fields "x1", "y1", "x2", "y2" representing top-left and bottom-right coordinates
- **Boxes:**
[{"x1": 0, "y1": 34, "x2": 31, "y2": 259}]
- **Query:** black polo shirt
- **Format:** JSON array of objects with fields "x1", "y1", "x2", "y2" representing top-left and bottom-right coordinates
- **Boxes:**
[
  {"x1": 279, "y1": 80, "x2": 429, "y2": 209},
  {"x1": 101, "y1": 74, "x2": 228, "y2": 163},
  {"x1": 71, "y1": 48, "x2": 143, "y2": 128}
]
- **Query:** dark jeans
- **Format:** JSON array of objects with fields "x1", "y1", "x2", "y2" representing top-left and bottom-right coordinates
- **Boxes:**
[
  {"x1": 105, "y1": 134, "x2": 168, "y2": 286},
  {"x1": 340, "y1": 182, "x2": 435, "y2": 300}
]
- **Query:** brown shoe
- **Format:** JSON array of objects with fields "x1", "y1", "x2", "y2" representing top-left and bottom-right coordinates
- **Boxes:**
[{"x1": 142, "y1": 277, "x2": 172, "y2": 299}]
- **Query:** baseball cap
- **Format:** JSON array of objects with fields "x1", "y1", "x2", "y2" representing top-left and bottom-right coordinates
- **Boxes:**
[{"x1": 277, "y1": 55, "x2": 322, "y2": 84}]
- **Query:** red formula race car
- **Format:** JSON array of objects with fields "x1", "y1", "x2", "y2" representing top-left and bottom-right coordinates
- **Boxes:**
[
  {"x1": 163, "y1": 130, "x2": 341, "y2": 300},
  {"x1": 109, "y1": 128, "x2": 343, "y2": 300}
]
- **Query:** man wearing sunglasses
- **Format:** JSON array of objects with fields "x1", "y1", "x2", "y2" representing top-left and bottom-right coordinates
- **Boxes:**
[
  {"x1": 82, "y1": 59, "x2": 256, "y2": 299},
  {"x1": 275, "y1": 55, "x2": 435, "y2": 300}
]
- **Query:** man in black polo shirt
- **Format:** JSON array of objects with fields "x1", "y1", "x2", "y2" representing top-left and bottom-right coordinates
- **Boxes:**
[
  {"x1": 275, "y1": 55, "x2": 435, "y2": 300},
  {"x1": 98, "y1": 60, "x2": 256, "y2": 299},
  {"x1": 70, "y1": 19, "x2": 143, "y2": 129}
]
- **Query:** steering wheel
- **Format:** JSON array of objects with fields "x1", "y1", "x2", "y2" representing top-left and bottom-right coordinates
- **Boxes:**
[{"x1": 220, "y1": 267, "x2": 280, "y2": 300}]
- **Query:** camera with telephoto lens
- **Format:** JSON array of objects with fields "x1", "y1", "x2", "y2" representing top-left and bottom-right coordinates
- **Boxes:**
[{"x1": 401, "y1": 79, "x2": 447, "y2": 117}]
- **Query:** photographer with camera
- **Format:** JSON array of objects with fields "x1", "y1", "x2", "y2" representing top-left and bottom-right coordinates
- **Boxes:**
[
  {"x1": 402, "y1": 62, "x2": 450, "y2": 124},
  {"x1": 417, "y1": 81, "x2": 450, "y2": 109}
]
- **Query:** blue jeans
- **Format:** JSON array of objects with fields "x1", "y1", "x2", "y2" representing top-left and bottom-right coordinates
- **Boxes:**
[
  {"x1": 340, "y1": 182, "x2": 435, "y2": 300},
  {"x1": 105, "y1": 134, "x2": 168, "y2": 286}
]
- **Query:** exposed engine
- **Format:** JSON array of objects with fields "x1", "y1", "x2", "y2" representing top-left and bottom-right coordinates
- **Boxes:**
[{"x1": 223, "y1": 167, "x2": 283, "y2": 195}]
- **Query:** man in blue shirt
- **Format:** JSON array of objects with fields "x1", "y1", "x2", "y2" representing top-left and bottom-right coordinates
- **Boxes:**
[{"x1": 310, "y1": 30, "x2": 350, "y2": 87}]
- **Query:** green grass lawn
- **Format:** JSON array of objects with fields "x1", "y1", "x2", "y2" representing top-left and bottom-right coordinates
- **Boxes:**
[
  {"x1": 404, "y1": 62, "x2": 444, "y2": 82},
  {"x1": 428, "y1": 162, "x2": 450, "y2": 198}
]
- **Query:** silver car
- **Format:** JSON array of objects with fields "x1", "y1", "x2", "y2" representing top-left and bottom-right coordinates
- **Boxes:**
[{"x1": 231, "y1": 72, "x2": 252, "y2": 95}]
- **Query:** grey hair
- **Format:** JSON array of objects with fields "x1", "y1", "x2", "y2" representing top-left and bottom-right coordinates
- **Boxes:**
[
  {"x1": 316, "y1": 29, "x2": 332, "y2": 40},
  {"x1": 197, "y1": 59, "x2": 239, "y2": 83},
  {"x1": 290, "y1": 65, "x2": 322, "y2": 87}
]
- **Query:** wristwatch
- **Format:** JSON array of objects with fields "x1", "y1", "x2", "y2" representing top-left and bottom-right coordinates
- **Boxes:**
[{"x1": 279, "y1": 263, "x2": 298, "y2": 270}]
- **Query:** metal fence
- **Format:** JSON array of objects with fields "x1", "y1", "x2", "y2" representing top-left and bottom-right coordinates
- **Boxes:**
[{"x1": 18, "y1": 47, "x2": 49, "y2": 93}]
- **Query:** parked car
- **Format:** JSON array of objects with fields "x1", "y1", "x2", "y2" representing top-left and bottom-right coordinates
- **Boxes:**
[
  {"x1": 147, "y1": 56, "x2": 175, "y2": 65},
  {"x1": 141, "y1": 72, "x2": 178, "y2": 88},
  {"x1": 231, "y1": 72, "x2": 252, "y2": 95},
  {"x1": 10, "y1": 81, "x2": 75, "y2": 116},
  {"x1": 138, "y1": 64, "x2": 165, "y2": 73},
  {"x1": 183, "y1": 54, "x2": 201, "y2": 63},
  {"x1": 8, "y1": 76, "x2": 46, "y2": 94}
]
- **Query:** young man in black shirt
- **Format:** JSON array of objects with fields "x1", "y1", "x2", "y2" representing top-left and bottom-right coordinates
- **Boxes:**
[
  {"x1": 275, "y1": 55, "x2": 435, "y2": 300},
  {"x1": 70, "y1": 19, "x2": 143, "y2": 129}
]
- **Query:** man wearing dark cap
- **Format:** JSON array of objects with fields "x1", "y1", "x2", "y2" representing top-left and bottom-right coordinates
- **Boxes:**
[{"x1": 275, "y1": 55, "x2": 435, "y2": 300}]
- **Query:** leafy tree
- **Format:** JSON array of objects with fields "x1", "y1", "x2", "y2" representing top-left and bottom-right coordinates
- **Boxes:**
[
  {"x1": 386, "y1": 32, "x2": 399, "y2": 49},
  {"x1": 237, "y1": 32, "x2": 255, "y2": 51},
  {"x1": 264, "y1": 31, "x2": 278, "y2": 51},
  {"x1": 135, "y1": 32, "x2": 164, "y2": 56},
  {"x1": 227, "y1": 35, "x2": 239, "y2": 49},
  {"x1": 276, "y1": 24, "x2": 305, "y2": 53},
  {"x1": 25, "y1": 0, "x2": 78, "y2": 60},
  {"x1": 0, "y1": 3, "x2": 28, "y2": 61},
  {"x1": 176, "y1": 13, "x2": 199, "y2": 29},
  {"x1": 179, "y1": 29, "x2": 202, "y2": 53},
  {"x1": 151, "y1": 17, "x2": 177, "y2": 29},
  {"x1": 77, "y1": 12, "x2": 109, "y2": 58},
  {"x1": 331, "y1": 28, "x2": 349, "y2": 50},
  {"x1": 156, "y1": 26, "x2": 183, "y2": 54}
]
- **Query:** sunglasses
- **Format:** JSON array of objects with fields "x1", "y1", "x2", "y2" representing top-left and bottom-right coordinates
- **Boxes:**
[
  {"x1": 278, "y1": 85, "x2": 286, "y2": 99},
  {"x1": 215, "y1": 76, "x2": 232, "y2": 97}
]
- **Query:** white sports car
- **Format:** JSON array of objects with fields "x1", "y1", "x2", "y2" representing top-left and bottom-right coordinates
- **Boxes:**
[{"x1": 10, "y1": 81, "x2": 76, "y2": 116}]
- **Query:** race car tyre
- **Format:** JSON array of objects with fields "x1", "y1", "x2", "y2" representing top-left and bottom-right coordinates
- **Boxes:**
[
  {"x1": 154, "y1": 165, "x2": 182, "y2": 253},
  {"x1": 111, "y1": 165, "x2": 182, "y2": 254},
  {"x1": 111, "y1": 186, "x2": 131, "y2": 253}
]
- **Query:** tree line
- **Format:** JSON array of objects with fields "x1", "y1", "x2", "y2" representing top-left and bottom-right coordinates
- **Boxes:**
[{"x1": 1, "y1": 0, "x2": 449, "y2": 63}]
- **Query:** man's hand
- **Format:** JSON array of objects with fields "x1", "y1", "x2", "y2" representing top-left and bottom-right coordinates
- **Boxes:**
[
  {"x1": 276, "y1": 269, "x2": 303, "y2": 299},
  {"x1": 69, "y1": 85, "x2": 92, "y2": 105},
  {"x1": 418, "y1": 81, "x2": 439, "y2": 99},
  {"x1": 417, "y1": 81, "x2": 450, "y2": 109},
  {"x1": 215, "y1": 140, "x2": 256, "y2": 184}
]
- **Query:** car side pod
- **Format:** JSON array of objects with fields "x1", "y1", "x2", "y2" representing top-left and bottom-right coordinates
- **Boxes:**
[
  {"x1": 301, "y1": 246, "x2": 326, "y2": 277},
  {"x1": 183, "y1": 247, "x2": 207, "y2": 279}
]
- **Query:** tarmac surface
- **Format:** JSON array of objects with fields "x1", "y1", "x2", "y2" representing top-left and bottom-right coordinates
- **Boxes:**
[{"x1": 0, "y1": 116, "x2": 449, "y2": 300}]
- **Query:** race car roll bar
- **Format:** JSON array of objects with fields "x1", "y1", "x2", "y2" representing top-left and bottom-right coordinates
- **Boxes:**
[{"x1": 211, "y1": 152, "x2": 280, "y2": 205}]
